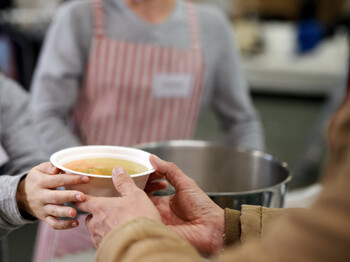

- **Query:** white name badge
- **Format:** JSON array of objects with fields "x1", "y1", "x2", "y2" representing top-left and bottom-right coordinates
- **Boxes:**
[
  {"x1": 152, "y1": 73, "x2": 193, "y2": 98},
  {"x1": 0, "y1": 143, "x2": 9, "y2": 167}
]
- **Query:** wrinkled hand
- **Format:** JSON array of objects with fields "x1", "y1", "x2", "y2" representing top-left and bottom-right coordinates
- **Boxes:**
[
  {"x1": 16, "y1": 162, "x2": 89, "y2": 229},
  {"x1": 146, "y1": 155, "x2": 225, "y2": 256},
  {"x1": 76, "y1": 167, "x2": 162, "y2": 248}
]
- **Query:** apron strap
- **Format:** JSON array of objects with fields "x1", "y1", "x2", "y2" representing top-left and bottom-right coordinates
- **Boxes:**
[
  {"x1": 91, "y1": 0, "x2": 106, "y2": 38},
  {"x1": 185, "y1": 2, "x2": 202, "y2": 50}
]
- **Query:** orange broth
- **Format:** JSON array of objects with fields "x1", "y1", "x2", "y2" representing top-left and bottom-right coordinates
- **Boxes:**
[{"x1": 63, "y1": 158, "x2": 148, "y2": 176}]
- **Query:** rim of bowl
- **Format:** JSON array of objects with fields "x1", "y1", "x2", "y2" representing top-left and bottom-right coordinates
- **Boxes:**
[{"x1": 50, "y1": 145, "x2": 155, "y2": 178}]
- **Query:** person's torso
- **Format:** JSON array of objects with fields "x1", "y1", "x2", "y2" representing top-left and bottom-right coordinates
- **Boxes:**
[
  {"x1": 73, "y1": 0, "x2": 207, "y2": 146},
  {"x1": 63, "y1": 0, "x2": 231, "y2": 114}
]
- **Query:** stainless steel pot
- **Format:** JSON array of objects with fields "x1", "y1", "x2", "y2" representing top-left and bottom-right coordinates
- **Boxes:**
[{"x1": 135, "y1": 140, "x2": 292, "y2": 209}]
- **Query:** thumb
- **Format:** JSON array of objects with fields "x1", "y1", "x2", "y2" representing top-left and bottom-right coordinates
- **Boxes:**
[
  {"x1": 149, "y1": 154, "x2": 195, "y2": 191},
  {"x1": 112, "y1": 166, "x2": 135, "y2": 196}
]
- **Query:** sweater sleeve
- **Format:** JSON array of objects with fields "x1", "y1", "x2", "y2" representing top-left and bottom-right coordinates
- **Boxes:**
[
  {"x1": 0, "y1": 76, "x2": 42, "y2": 238},
  {"x1": 0, "y1": 76, "x2": 47, "y2": 176},
  {"x1": 200, "y1": 8, "x2": 265, "y2": 150},
  {"x1": 0, "y1": 174, "x2": 36, "y2": 239},
  {"x1": 30, "y1": 1, "x2": 93, "y2": 155},
  {"x1": 96, "y1": 217, "x2": 202, "y2": 262}
]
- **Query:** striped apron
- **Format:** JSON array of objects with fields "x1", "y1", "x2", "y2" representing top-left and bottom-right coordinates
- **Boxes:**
[{"x1": 34, "y1": 0, "x2": 204, "y2": 260}]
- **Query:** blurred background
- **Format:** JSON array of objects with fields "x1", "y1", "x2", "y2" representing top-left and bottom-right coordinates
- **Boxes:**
[{"x1": 0, "y1": 0, "x2": 349, "y2": 261}]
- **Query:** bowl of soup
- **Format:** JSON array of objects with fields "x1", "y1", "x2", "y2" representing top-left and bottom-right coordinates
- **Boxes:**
[{"x1": 50, "y1": 145, "x2": 155, "y2": 197}]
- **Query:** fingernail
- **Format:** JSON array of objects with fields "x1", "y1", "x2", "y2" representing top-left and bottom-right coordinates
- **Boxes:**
[
  {"x1": 112, "y1": 167, "x2": 124, "y2": 176},
  {"x1": 82, "y1": 176, "x2": 89, "y2": 182},
  {"x1": 51, "y1": 166, "x2": 57, "y2": 173},
  {"x1": 76, "y1": 194, "x2": 82, "y2": 202},
  {"x1": 71, "y1": 222, "x2": 77, "y2": 227}
]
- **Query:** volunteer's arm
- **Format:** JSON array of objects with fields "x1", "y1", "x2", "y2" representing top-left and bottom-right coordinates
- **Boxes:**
[
  {"x1": 206, "y1": 10, "x2": 264, "y2": 150},
  {"x1": 0, "y1": 76, "x2": 89, "y2": 238},
  {"x1": 30, "y1": 2, "x2": 92, "y2": 155}
]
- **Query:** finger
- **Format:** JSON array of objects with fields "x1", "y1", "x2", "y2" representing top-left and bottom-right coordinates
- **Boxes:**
[
  {"x1": 75, "y1": 195, "x2": 95, "y2": 213},
  {"x1": 45, "y1": 216, "x2": 79, "y2": 230},
  {"x1": 36, "y1": 162, "x2": 60, "y2": 175},
  {"x1": 47, "y1": 190, "x2": 86, "y2": 204},
  {"x1": 144, "y1": 180, "x2": 168, "y2": 193},
  {"x1": 149, "y1": 155, "x2": 196, "y2": 191},
  {"x1": 145, "y1": 171, "x2": 167, "y2": 192},
  {"x1": 42, "y1": 173, "x2": 90, "y2": 188},
  {"x1": 148, "y1": 172, "x2": 165, "y2": 182},
  {"x1": 44, "y1": 204, "x2": 77, "y2": 218},
  {"x1": 112, "y1": 167, "x2": 136, "y2": 196}
]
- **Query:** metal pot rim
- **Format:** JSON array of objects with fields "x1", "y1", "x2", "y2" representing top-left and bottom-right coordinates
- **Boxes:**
[{"x1": 134, "y1": 139, "x2": 293, "y2": 193}]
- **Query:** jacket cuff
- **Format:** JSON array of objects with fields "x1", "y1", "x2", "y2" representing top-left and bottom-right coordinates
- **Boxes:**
[
  {"x1": 240, "y1": 205, "x2": 262, "y2": 244},
  {"x1": 224, "y1": 208, "x2": 241, "y2": 246},
  {"x1": 239, "y1": 205, "x2": 303, "y2": 244}
]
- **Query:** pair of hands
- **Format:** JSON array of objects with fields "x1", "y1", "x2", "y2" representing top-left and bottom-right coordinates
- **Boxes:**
[
  {"x1": 16, "y1": 162, "x2": 90, "y2": 229},
  {"x1": 76, "y1": 155, "x2": 225, "y2": 256}
]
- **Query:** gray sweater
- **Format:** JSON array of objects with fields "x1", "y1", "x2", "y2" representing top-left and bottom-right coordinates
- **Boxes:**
[
  {"x1": 0, "y1": 75, "x2": 46, "y2": 238},
  {"x1": 31, "y1": 0, "x2": 264, "y2": 155}
]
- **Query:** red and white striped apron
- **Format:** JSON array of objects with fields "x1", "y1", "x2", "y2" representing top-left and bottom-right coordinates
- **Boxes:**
[{"x1": 34, "y1": 0, "x2": 204, "y2": 260}]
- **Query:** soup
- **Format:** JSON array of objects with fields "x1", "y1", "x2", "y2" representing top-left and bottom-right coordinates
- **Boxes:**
[{"x1": 63, "y1": 158, "x2": 148, "y2": 176}]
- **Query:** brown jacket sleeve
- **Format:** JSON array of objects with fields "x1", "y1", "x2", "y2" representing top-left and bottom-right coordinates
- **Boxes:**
[{"x1": 95, "y1": 217, "x2": 202, "y2": 262}]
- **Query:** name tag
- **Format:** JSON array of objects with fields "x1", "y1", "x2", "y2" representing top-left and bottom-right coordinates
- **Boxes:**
[
  {"x1": 152, "y1": 73, "x2": 193, "y2": 98},
  {"x1": 0, "y1": 143, "x2": 9, "y2": 167}
]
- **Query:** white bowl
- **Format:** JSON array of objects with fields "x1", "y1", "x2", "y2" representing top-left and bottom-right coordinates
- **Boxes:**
[{"x1": 50, "y1": 145, "x2": 155, "y2": 197}]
